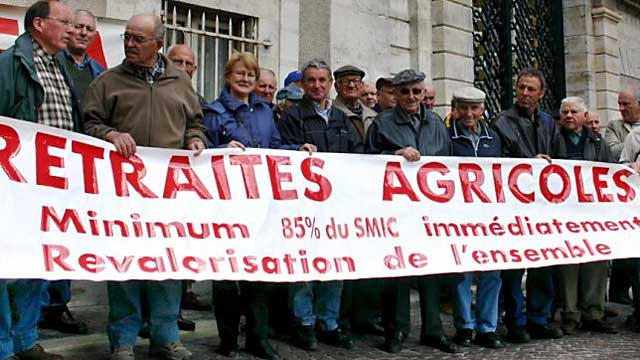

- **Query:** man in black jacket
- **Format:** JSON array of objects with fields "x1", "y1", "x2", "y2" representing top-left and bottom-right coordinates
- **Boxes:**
[
  {"x1": 278, "y1": 59, "x2": 361, "y2": 351},
  {"x1": 366, "y1": 69, "x2": 456, "y2": 354},
  {"x1": 552, "y1": 96, "x2": 617, "y2": 336},
  {"x1": 491, "y1": 68, "x2": 563, "y2": 343}
]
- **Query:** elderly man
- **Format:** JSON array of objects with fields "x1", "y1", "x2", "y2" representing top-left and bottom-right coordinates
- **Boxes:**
[
  {"x1": 491, "y1": 68, "x2": 562, "y2": 343},
  {"x1": 84, "y1": 14, "x2": 206, "y2": 360},
  {"x1": 333, "y1": 65, "x2": 377, "y2": 141},
  {"x1": 448, "y1": 87, "x2": 504, "y2": 349},
  {"x1": 606, "y1": 88, "x2": 640, "y2": 305},
  {"x1": 278, "y1": 59, "x2": 361, "y2": 351},
  {"x1": 360, "y1": 81, "x2": 378, "y2": 109},
  {"x1": 0, "y1": 0, "x2": 78, "y2": 358},
  {"x1": 374, "y1": 77, "x2": 396, "y2": 113},
  {"x1": 166, "y1": 43, "x2": 211, "y2": 324},
  {"x1": 40, "y1": 9, "x2": 106, "y2": 336},
  {"x1": 550, "y1": 96, "x2": 616, "y2": 336},
  {"x1": 255, "y1": 68, "x2": 277, "y2": 105},
  {"x1": 422, "y1": 84, "x2": 436, "y2": 111},
  {"x1": 367, "y1": 70, "x2": 455, "y2": 354},
  {"x1": 587, "y1": 110, "x2": 602, "y2": 134}
]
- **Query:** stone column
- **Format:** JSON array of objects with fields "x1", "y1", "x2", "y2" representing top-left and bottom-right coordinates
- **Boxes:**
[
  {"x1": 563, "y1": 1, "x2": 596, "y2": 108},
  {"x1": 430, "y1": 0, "x2": 474, "y2": 118},
  {"x1": 591, "y1": 2, "x2": 622, "y2": 124}
]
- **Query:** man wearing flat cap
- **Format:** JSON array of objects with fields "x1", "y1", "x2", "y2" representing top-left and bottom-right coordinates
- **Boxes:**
[
  {"x1": 448, "y1": 87, "x2": 504, "y2": 349},
  {"x1": 366, "y1": 69, "x2": 456, "y2": 354},
  {"x1": 333, "y1": 65, "x2": 377, "y2": 141}
]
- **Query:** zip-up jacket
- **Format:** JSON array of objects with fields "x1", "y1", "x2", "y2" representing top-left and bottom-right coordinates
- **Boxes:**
[
  {"x1": 366, "y1": 103, "x2": 450, "y2": 156},
  {"x1": 449, "y1": 119, "x2": 502, "y2": 158}
]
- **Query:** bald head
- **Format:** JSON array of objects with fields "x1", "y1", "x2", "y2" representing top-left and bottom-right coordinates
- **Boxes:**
[
  {"x1": 423, "y1": 84, "x2": 436, "y2": 110},
  {"x1": 586, "y1": 110, "x2": 601, "y2": 133},
  {"x1": 124, "y1": 14, "x2": 164, "y2": 67},
  {"x1": 618, "y1": 88, "x2": 640, "y2": 123},
  {"x1": 168, "y1": 44, "x2": 196, "y2": 78}
]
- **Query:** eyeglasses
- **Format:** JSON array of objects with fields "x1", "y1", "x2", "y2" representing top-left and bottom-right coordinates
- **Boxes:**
[
  {"x1": 121, "y1": 33, "x2": 153, "y2": 44},
  {"x1": 399, "y1": 88, "x2": 423, "y2": 96},
  {"x1": 338, "y1": 78, "x2": 363, "y2": 87},
  {"x1": 44, "y1": 17, "x2": 73, "y2": 27},
  {"x1": 171, "y1": 59, "x2": 195, "y2": 69}
]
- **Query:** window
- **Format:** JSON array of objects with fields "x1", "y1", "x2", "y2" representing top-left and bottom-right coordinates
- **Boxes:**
[{"x1": 162, "y1": 1, "x2": 270, "y2": 101}]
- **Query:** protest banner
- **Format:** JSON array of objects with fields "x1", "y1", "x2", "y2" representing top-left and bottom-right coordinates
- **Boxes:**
[{"x1": 0, "y1": 116, "x2": 638, "y2": 281}]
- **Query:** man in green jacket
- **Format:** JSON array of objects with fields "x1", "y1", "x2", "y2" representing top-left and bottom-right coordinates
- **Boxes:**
[{"x1": 0, "y1": 1, "x2": 78, "y2": 359}]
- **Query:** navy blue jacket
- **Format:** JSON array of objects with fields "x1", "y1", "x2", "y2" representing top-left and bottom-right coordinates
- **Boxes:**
[
  {"x1": 449, "y1": 119, "x2": 502, "y2": 158},
  {"x1": 203, "y1": 88, "x2": 298, "y2": 150}
]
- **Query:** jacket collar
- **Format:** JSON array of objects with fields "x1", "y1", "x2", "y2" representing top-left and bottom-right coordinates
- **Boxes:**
[
  {"x1": 334, "y1": 97, "x2": 377, "y2": 118},
  {"x1": 120, "y1": 53, "x2": 181, "y2": 80},
  {"x1": 450, "y1": 118, "x2": 492, "y2": 140},
  {"x1": 218, "y1": 88, "x2": 267, "y2": 111},
  {"x1": 392, "y1": 103, "x2": 429, "y2": 125}
]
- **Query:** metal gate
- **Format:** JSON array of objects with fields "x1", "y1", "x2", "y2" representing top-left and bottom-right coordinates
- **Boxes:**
[{"x1": 473, "y1": 0, "x2": 565, "y2": 119}]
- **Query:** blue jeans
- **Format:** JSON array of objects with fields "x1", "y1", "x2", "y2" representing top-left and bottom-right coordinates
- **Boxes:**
[
  {"x1": 291, "y1": 281, "x2": 342, "y2": 331},
  {"x1": 454, "y1": 271, "x2": 501, "y2": 333},
  {"x1": 501, "y1": 267, "x2": 554, "y2": 328},
  {"x1": 0, "y1": 279, "x2": 47, "y2": 359},
  {"x1": 107, "y1": 280, "x2": 181, "y2": 349}
]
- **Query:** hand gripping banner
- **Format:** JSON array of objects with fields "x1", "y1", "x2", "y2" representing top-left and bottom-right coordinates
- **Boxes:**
[{"x1": 0, "y1": 116, "x2": 639, "y2": 281}]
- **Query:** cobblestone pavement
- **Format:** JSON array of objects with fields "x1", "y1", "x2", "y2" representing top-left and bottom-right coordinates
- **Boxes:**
[{"x1": 39, "y1": 296, "x2": 640, "y2": 360}]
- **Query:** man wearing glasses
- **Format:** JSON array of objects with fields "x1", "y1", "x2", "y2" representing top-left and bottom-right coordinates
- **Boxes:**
[
  {"x1": 366, "y1": 69, "x2": 456, "y2": 354},
  {"x1": 0, "y1": 0, "x2": 78, "y2": 358},
  {"x1": 333, "y1": 65, "x2": 377, "y2": 142},
  {"x1": 39, "y1": 9, "x2": 105, "y2": 337},
  {"x1": 84, "y1": 14, "x2": 206, "y2": 360}
]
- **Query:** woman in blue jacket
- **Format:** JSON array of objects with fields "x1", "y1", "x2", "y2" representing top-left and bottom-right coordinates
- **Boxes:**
[
  {"x1": 448, "y1": 87, "x2": 504, "y2": 350},
  {"x1": 203, "y1": 52, "x2": 314, "y2": 360}
]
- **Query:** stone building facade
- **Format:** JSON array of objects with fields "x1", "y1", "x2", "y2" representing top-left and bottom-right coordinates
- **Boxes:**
[{"x1": 1, "y1": 0, "x2": 639, "y2": 121}]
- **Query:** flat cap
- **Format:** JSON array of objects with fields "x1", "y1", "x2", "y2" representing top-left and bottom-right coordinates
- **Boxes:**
[
  {"x1": 276, "y1": 85, "x2": 304, "y2": 101},
  {"x1": 452, "y1": 86, "x2": 486, "y2": 103},
  {"x1": 375, "y1": 77, "x2": 393, "y2": 90},
  {"x1": 333, "y1": 65, "x2": 365, "y2": 79},
  {"x1": 392, "y1": 69, "x2": 426, "y2": 86}
]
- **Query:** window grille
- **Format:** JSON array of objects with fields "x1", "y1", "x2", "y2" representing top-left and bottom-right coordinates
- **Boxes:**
[{"x1": 162, "y1": 1, "x2": 271, "y2": 101}]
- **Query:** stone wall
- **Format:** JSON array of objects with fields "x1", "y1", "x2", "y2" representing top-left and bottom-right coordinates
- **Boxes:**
[{"x1": 617, "y1": 0, "x2": 640, "y2": 90}]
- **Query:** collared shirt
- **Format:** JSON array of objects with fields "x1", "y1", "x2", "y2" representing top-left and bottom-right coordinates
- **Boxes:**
[
  {"x1": 131, "y1": 55, "x2": 165, "y2": 85},
  {"x1": 460, "y1": 123, "x2": 482, "y2": 147},
  {"x1": 567, "y1": 128, "x2": 583, "y2": 145},
  {"x1": 32, "y1": 39, "x2": 73, "y2": 130},
  {"x1": 314, "y1": 98, "x2": 333, "y2": 123},
  {"x1": 63, "y1": 50, "x2": 91, "y2": 70}
]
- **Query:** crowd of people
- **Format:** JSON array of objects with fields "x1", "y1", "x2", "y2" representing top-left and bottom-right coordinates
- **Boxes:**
[{"x1": 1, "y1": 1, "x2": 640, "y2": 360}]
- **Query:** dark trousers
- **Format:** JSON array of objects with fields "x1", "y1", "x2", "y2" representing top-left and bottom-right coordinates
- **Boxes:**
[
  {"x1": 610, "y1": 259, "x2": 633, "y2": 300},
  {"x1": 382, "y1": 275, "x2": 448, "y2": 339},
  {"x1": 339, "y1": 279, "x2": 383, "y2": 331},
  {"x1": 212, "y1": 281, "x2": 271, "y2": 342},
  {"x1": 501, "y1": 267, "x2": 554, "y2": 329},
  {"x1": 630, "y1": 260, "x2": 640, "y2": 318}
]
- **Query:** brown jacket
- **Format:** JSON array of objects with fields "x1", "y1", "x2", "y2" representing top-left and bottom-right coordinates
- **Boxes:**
[
  {"x1": 333, "y1": 97, "x2": 377, "y2": 141},
  {"x1": 83, "y1": 54, "x2": 206, "y2": 149}
]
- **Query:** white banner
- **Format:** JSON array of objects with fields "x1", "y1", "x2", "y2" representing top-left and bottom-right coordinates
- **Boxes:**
[{"x1": 0, "y1": 116, "x2": 639, "y2": 281}]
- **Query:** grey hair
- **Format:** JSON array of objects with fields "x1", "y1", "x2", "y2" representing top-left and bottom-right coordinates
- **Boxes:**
[
  {"x1": 260, "y1": 68, "x2": 276, "y2": 78},
  {"x1": 300, "y1": 59, "x2": 332, "y2": 80},
  {"x1": 129, "y1": 14, "x2": 165, "y2": 40},
  {"x1": 621, "y1": 87, "x2": 640, "y2": 103},
  {"x1": 75, "y1": 9, "x2": 96, "y2": 20},
  {"x1": 560, "y1": 96, "x2": 587, "y2": 113}
]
